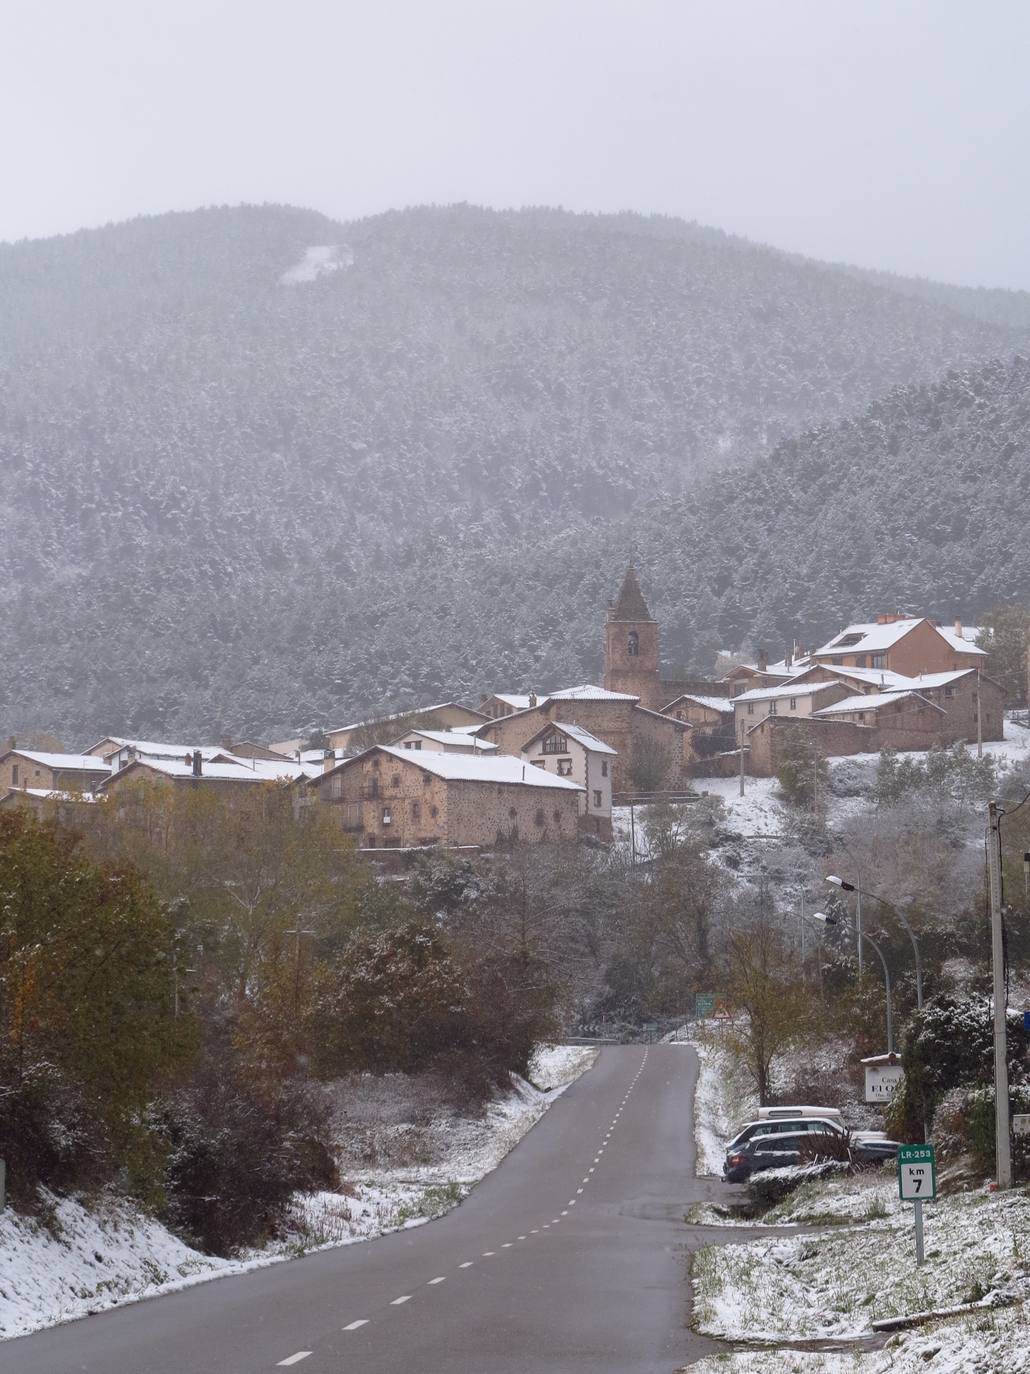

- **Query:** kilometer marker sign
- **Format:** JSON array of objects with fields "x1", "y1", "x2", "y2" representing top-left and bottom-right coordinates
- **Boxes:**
[
  {"x1": 897, "y1": 1143, "x2": 937, "y2": 1201},
  {"x1": 897, "y1": 1142, "x2": 936, "y2": 1266}
]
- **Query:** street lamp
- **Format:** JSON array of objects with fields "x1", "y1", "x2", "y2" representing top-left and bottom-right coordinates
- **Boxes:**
[
  {"x1": 827, "y1": 834, "x2": 865, "y2": 977},
  {"x1": 826, "y1": 875, "x2": 923, "y2": 1010},
  {"x1": 812, "y1": 911, "x2": 894, "y2": 1054}
]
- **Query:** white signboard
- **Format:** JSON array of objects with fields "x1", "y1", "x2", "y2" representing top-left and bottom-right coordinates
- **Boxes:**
[
  {"x1": 865, "y1": 1063, "x2": 904, "y2": 1104},
  {"x1": 1013, "y1": 1114, "x2": 1030, "y2": 1137}
]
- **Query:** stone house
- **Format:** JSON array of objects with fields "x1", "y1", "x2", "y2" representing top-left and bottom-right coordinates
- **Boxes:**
[
  {"x1": 519, "y1": 721, "x2": 615, "y2": 840},
  {"x1": 0, "y1": 749, "x2": 111, "y2": 795},
  {"x1": 789, "y1": 664, "x2": 1004, "y2": 744},
  {"x1": 660, "y1": 693, "x2": 736, "y2": 766},
  {"x1": 745, "y1": 715, "x2": 875, "y2": 777},
  {"x1": 310, "y1": 745, "x2": 582, "y2": 849},
  {"x1": 477, "y1": 693, "x2": 540, "y2": 720},
  {"x1": 811, "y1": 691, "x2": 949, "y2": 749},
  {"x1": 472, "y1": 687, "x2": 689, "y2": 793},
  {"x1": 732, "y1": 681, "x2": 852, "y2": 744},
  {"x1": 99, "y1": 753, "x2": 313, "y2": 796}
]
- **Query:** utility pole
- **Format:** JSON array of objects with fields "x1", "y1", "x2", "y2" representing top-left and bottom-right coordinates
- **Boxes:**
[
  {"x1": 976, "y1": 668, "x2": 983, "y2": 759},
  {"x1": 987, "y1": 801, "x2": 1012, "y2": 1189},
  {"x1": 738, "y1": 739, "x2": 746, "y2": 797},
  {"x1": 286, "y1": 926, "x2": 315, "y2": 1014}
]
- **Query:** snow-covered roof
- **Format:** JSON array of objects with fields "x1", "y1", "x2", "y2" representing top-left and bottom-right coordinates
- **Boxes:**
[
  {"x1": 326, "y1": 746, "x2": 583, "y2": 791},
  {"x1": 795, "y1": 665, "x2": 912, "y2": 690},
  {"x1": 523, "y1": 722, "x2": 616, "y2": 755},
  {"x1": 813, "y1": 691, "x2": 942, "y2": 716},
  {"x1": 663, "y1": 693, "x2": 734, "y2": 715},
  {"x1": 391, "y1": 729, "x2": 498, "y2": 751},
  {"x1": 2, "y1": 787, "x2": 99, "y2": 802},
  {"x1": 327, "y1": 701, "x2": 486, "y2": 735},
  {"x1": 937, "y1": 626, "x2": 986, "y2": 656},
  {"x1": 91, "y1": 737, "x2": 232, "y2": 762},
  {"x1": 812, "y1": 618, "x2": 986, "y2": 659},
  {"x1": 6, "y1": 750, "x2": 111, "y2": 771},
  {"x1": 732, "y1": 681, "x2": 845, "y2": 705},
  {"x1": 103, "y1": 756, "x2": 315, "y2": 786},
  {"x1": 546, "y1": 684, "x2": 639, "y2": 702},
  {"x1": 909, "y1": 669, "x2": 977, "y2": 687},
  {"x1": 488, "y1": 693, "x2": 537, "y2": 711}
]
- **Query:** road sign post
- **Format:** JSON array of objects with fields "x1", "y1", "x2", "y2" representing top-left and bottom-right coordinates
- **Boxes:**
[
  {"x1": 897, "y1": 1143, "x2": 936, "y2": 1266},
  {"x1": 695, "y1": 992, "x2": 716, "y2": 1019}
]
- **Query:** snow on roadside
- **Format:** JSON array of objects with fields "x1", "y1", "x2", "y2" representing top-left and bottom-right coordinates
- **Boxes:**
[
  {"x1": 683, "y1": 1024, "x2": 756, "y2": 1178},
  {"x1": 683, "y1": 1305, "x2": 1030, "y2": 1374},
  {"x1": 0, "y1": 1044, "x2": 596, "y2": 1341},
  {"x1": 691, "y1": 1184, "x2": 1030, "y2": 1343}
]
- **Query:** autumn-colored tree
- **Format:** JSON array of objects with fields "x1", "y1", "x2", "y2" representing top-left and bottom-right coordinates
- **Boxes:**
[
  {"x1": 723, "y1": 912, "x2": 816, "y2": 1104},
  {"x1": 0, "y1": 810, "x2": 191, "y2": 1198}
]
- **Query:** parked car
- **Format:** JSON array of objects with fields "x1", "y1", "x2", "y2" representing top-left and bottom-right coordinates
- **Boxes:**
[
  {"x1": 850, "y1": 1137, "x2": 900, "y2": 1167},
  {"x1": 723, "y1": 1129, "x2": 844, "y2": 1182},
  {"x1": 725, "y1": 1116, "x2": 850, "y2": 1155}
]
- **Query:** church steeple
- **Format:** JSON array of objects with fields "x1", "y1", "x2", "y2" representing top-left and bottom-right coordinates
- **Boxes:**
[
  {"x1": 603, "y1": 564, "x2": 661, "y2": 705},
  {"x1": 608, "y1": 563, "x2": 657, "y2": 624}
]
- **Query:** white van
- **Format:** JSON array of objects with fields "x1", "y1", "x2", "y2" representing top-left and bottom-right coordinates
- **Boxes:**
[{"x1": 757, "y1": 1105, "x2": 844, "y2": 1123}]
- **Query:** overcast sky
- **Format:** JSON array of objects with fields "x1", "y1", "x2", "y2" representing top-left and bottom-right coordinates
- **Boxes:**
[{"x1": 3, "y1": 0, "x2": 1028, "y2": 287}]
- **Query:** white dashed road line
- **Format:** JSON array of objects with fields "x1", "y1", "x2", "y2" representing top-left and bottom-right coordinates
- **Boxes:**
[
  {"x1": 277, "y1": 1355, "x2": 312, "y2": 1367},
  {"x1": 428, "y1": 1277, "x2": 447, "y2": 1285},
  {"x1": 343, "y1": 1320, "x2": 368, "y2": 1331},
  {"x1": 390, "y1": 1295, "x2": 412, "y2": 1306}
]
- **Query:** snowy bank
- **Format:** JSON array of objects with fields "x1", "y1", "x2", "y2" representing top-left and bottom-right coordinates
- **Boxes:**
[{"x1": 0, "y1": 1044, "x2": 595, "y2": 1341}]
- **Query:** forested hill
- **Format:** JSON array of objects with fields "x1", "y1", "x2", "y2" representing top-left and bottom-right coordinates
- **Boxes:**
[
  {"x1": 274, "y1": 355, "x2": 1030, "y2": 727},
  {"x1": 1, "y1": 201, "x2": 1028, "y2": 740}
]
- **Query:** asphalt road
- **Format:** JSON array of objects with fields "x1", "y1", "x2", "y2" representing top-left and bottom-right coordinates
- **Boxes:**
[{"x1": 5, "y1": 1045, "x2": 738, "y2": 1374}]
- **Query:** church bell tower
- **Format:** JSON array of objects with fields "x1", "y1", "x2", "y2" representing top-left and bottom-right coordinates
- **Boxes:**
[{"x1": 603, "y1": 564, "x2": 661, "y2": 706}]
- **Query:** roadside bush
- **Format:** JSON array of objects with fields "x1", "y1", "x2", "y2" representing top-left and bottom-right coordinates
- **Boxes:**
[
  {"x1": 311, "y1": 921, "x2": 557, "y2": 1106},
  {"x1": 747, "y1": 1160, "x2": 849, "y2": 1209},
  {"x1": 0, "y1": 811, "x2": 191, "y2": 1202},
  {"x1": 158, "y1": 1043, "x2": 338, "y2": 1255}
]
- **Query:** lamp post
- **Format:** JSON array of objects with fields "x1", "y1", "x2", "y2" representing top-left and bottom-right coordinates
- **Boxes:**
[
  {"x1": 826, "y1": 875, "x2": 923, "y2": 1010},
  {"x1": 827, "y1": 835, "x2": 864, "y2": 977},
  {"x1": 812, "y1": 911, "x2": 894, "y2": 1054}
]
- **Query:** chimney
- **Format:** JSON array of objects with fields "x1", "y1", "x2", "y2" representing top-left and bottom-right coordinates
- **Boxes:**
[
  {"x1": 785, "y1": 646, "x2": 793, "y2": 669},
  {"x1": 191, "y1": 750, "x2": 203, "y2": 778},
  {"x1": 954, "y1": 618, "x2": 963, "y2": 637},
  {"x1": 529, "y1": 691, "x2": 538, "y2": 708},
  {"x1": 220, "y1": 735, "x2": 234, "y2": 753},
  {"x1": 5, "y1": 736, "x2": 15, "y2": 753},
  {"x1": 322, "y1": 749, "x2": 335, "y2": 773},
  {"x1": 757, "y1": 648, "x2": 768, "y2": 672}
]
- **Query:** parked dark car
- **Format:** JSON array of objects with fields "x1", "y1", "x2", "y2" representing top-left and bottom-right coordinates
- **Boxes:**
[
  {"x1": 850, "y1": 1137, "x2": 900, "y2": 1167},
  {"x1": 725, "y1": 1117, "x2": 848, "y2": 1154},
  {"x1": 723, "y1": 1129, "x2": 844, "y2": 1182}
]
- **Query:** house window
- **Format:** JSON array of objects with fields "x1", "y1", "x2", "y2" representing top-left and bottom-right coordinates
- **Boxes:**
[
  {"x1": 768, "y1": 701, "x2": 777, "y2": 714},
  {"x1": 332, "y1": 776, "x2": 342, "y2": 798},
  {"x1": 944, "y1": 685, "x2": 954, "y2": 697},
  {"x1": 557, "y1": 758, "x2": 573, "y2": 776},
  {"x1": 532, "y1": 759, "x2": 547, "y2": 769},
  {"x1": 789, "y1": 698, "x2": 797, "y2": 710},
  {"x1": 382, "y1": 807, "x2": 392, "y2": 826},
  {"x1": 747, "y1": 703, "x2": 754, "y2": 715},
  {"x1": 553, "y1": 809, "x2": 562, "y2": 823},
  {"x1": 430, "y1": 804, "x2": 439, "y2": 818},
  {"x1": 627, "y1": 631, "x2": 639, "y2": 657},
  {"x1": 871, "y1": 654, "x2": 886, "y2": 669},
  {"x1": 542, "y1": 732, "x2": 569, "y2": 754},
  {"x1": 593, "y1": 790, "x2": 602, "y2": 808},
  {"x1": 601, "y1": 760, "x2": 608, "y2": 777},
  {"x1": 365, "y1": 835, "x2": 377, "y2": 848},
  {"x1": 535, "y1": 808, "x2": 545, "y2": 826},
  {"x1": 391, "y1": 774, "x2": 400, "y2": 788},
  {"x1": 854, "y1": 655, "x2": 867, "y2": 668},
  {"x1": 508, "y1": 807, "x2": 517, "y2": 819},
  {"x1": 411, "y1": 800, "x2": 421, "y2": 820},
  {"x1": 404, "y1": 740, "x2": 422, "y2": 750},
  {"x1": 11, "y1": 764, "x2": 18, "y2": 785}
]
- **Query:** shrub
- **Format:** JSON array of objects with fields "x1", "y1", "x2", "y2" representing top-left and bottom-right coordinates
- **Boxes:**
[{"x1": 158, "y1": 1043, "x2": 338, "y2": 1255}]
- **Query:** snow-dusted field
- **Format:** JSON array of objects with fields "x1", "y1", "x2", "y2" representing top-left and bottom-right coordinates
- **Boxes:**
[
  {"x1": 687, "y1": 1025, "x2": 756, "y2": 1178},
  {"x1": 692, "y1": 1178, "x2": 1030, "y2": 1344},
  {"x1": 0, "y1": 1044, "x2": 595, "y2": 1341}
]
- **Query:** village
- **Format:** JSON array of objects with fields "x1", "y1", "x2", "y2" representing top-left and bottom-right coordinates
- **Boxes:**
[{"x1": 0, "y1": 566, "x2": 1006, "y2": 853}]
